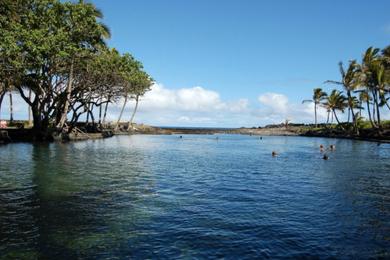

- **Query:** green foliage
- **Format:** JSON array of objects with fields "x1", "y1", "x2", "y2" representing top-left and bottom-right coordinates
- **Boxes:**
[
  {"x1": 0, "y1": 0, "x2": 152, "y2": 139},
  {"x1": 316, "y1": 45, "x2": 390, "y2": 134}
]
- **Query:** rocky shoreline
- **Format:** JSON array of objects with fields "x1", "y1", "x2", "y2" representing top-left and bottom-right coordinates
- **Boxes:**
[
  {"x1": 117, "y1": 124, "x2": 301, "y2": 136},
  {"x1": 122, "y1": 124, "x2": 390, "y2": 143},
  {"x1": 2, "y1": 123, "x2": 390, "y2": 144}
]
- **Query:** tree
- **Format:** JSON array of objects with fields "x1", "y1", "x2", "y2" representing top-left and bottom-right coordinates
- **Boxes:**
[
  {"x1": 326, "y1": 61, "x2": 360, "y2": 133},
  {"x1": 357, "y1": 47, "x2": 382, "y2": 129},
  {"x1": 321, "y1": 90, "x2": 347, "y2": 128},
  {"x1": 302, "y1": 88, "x2": 327, "y2": 127},
  {"x1": 127, "y1": 70, "x2": 153, "y2": 130},
  {"x1": 114, "y1": 53, "x2": 144, "y2": 131},
  {"x1": 1, "y1": 0, "x2": 153, "y2": 139},
  {"x1": 54, "y1": 1, "x2": 111, "y2": 130},
  {"x1": 1, "y1": 0, "x2": 111, "y2": 139}
]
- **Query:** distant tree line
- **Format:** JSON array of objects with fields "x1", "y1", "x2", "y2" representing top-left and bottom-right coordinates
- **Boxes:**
[
  {"x1": 303, "y1": 46, "x2": 390, "y2": 134},
  {"x1": 0, "y1": 0, "x2": 153, "y2": 140}
]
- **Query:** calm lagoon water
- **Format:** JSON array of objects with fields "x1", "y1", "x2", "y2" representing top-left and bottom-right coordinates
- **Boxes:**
[{"x1": 1, "y1": 135, "x2": 390, "y2": 259}]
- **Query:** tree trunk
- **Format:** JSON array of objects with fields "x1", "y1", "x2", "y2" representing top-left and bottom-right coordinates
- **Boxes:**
[
  {"x1": 115, "y1": 95, "x2": 128, "y2": 131},
  {"x1": 28, "y1": 89, "x2": 32, "y2": 126},
  {"x1": 347, "y1": 93, "x2": 358, "y2": 134},
  {"x1": 333, "y1": 109, "x2": 344, "y2": 130},
  {"x1": 9, "y1": 92, "x2": 13, "y2": 122},
  {"x1": 98, "y1": 102, "x2": 102, "y2": 124},
  {"x1": 86, "y1": 103, "x2": 91, "y2": 123},
  {"x1": 346, "y1": 91, "x2": 356, "y2": 130},
  {"x1": 326, "y1": 110, "x2": 330, "y2": 124},
  {"x1": 127, "y1": 95, "x2": 139, "y2": 131},
  {"x1": 90, "y1": 104, "x2": 95, "y2": 126},
  {"x1": 102, "y1": 101, "x2": 109, "y2": 124},
  {"x1": 31, "y1": 103, "x2": 51, "y2": 141},
  {"x1": 314, "y1": 102, "x2": 317, "y2": 127},
  {"x1": 333, "y1": 109, "x2": 340, "y2": 124},
  {"x1": 0, "y1": 92, "x2": 5, "y2": 121},
  {"x1": 373, "y1": 91, "x2": 381, "y2": 128},
  {"x1": 89, "y1": 109, "x2": 95, "y2": 125},
  {"x1": 366, "y1": 100, "x2": 376, "y2": 128},
  {"x1": 57, "y1": 59, "x2": 74, "y2": 130},
  {"x1": 385, "y1": 100, "x2": 390, "y2": 111}
]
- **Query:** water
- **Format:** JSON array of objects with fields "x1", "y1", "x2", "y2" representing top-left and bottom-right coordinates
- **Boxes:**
[{"x1": 1, "y1": 135, "x2": 390, "y2": 259}]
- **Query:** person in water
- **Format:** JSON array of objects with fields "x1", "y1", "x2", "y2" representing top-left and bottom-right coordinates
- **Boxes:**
[
  {"x1": 329, "y1": 144, "x2": 335, "y2": 150},
  {"x1": 272, "y1": 151, "x2": 277, "y2": 157},
  {"x1": 323, "y1": 154, "x2": 329, "y2": 160},
  {"x1": 320, "y1": 144, "x2": 324, "y2": 152}
]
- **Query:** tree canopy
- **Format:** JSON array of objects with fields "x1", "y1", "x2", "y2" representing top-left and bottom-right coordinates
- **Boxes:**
[{"x1": 0, "y1": 0, "x2": 153, "y2": 140}]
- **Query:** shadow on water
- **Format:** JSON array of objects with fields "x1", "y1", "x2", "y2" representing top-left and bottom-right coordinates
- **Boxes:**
[{"x1": 1, "y1": 140, "x2": 157, "y2": 259}]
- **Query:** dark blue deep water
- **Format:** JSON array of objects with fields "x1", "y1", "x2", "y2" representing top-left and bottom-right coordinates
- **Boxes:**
[{"x1": 1, "y1": 135, "x2": 390, "y2": 259}]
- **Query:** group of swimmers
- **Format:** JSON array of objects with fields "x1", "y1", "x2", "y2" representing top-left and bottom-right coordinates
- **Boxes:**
[
  {"x1": 320, "y1": 144, "x2": 335, "y2": 160},
  {"x1": 178, "y1": 135, "x2": 336, "y2": 160},
  {"x1": 272, "y1": 144, "x2": 336, "y2": 160}
]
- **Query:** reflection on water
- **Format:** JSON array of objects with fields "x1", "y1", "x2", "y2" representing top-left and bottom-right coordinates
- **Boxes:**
[{"x1": 1, "y1": 135, "x2": 390, "y2": 258}]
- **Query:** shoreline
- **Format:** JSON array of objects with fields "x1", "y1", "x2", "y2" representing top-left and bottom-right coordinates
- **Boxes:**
[{"x1": 2, "y1": 123, "x2": 390, "y2": 144}]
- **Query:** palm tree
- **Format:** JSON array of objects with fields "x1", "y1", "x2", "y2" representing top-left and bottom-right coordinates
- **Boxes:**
[
  {"x1": 325, "y1": 61, "x2": 360, "y2": 132},
  {"x1": 321, "y1": 90, "x2": 347, "y2": 128},
  {"x1": 359, "y1": 47, "x2": 382, "y2": 129},
  {"x1": 302, "y1": 88, "x2": 327, "y2": 127}
]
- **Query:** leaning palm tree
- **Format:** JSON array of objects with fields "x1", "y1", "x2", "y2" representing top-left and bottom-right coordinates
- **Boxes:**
[
  {"x1": 321, "y1": 90, "x2": 347, "y2": 129},
  {"x1": 302, "y1": 88, "x2": 327, "y2": 127}
]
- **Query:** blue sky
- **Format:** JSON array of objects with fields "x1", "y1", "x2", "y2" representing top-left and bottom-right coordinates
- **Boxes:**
[
  {"x1": 96, "y1": 0, "x2": 389, "y2": 99},
  {"x1": 2, "y1": 0, "x2": 390, "y2": 127}
]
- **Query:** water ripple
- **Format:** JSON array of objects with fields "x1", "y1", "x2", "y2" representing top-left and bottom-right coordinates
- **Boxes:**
[{"x1": 1, "y1": 135, "x2": 390, "y2": 259}]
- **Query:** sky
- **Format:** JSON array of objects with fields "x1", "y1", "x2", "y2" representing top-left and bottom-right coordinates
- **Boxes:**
[{"x1": 2, "y1": 0, "x2": 390, "y2": 127}]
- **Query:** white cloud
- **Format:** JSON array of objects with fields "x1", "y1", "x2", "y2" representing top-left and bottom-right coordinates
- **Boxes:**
[
  {"x1": 255, "y1": 92, "x2": 328, "y2": 124},
  {"x1": 258, "y1": 92, "x2": 289, "y2": 115},
  {"x1": 132, "y1": 83, "x2": 248, "y2": 113},
  {"x1": 105, "y1": 83, "x2": 251, "y2": 127}
]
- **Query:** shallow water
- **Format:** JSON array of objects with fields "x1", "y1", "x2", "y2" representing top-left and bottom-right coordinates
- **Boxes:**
[{"x1": 1, "y1": 135, "x2": 390, "y2": 259}]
